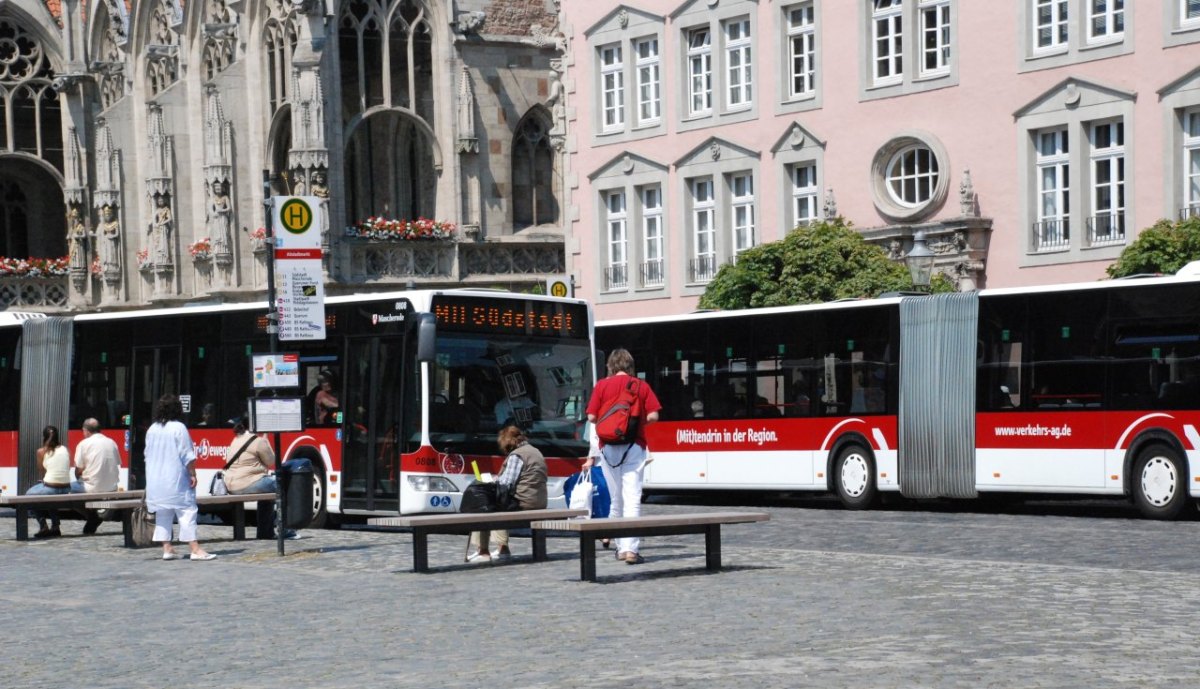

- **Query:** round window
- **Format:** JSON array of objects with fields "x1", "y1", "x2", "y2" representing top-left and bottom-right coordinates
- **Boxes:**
[
  {"x1": 870, "y1": 131, "x2": 949, "y2": 223},
  {"x1": 886, "y1": 145, "x2": 939, "y2": 208}
]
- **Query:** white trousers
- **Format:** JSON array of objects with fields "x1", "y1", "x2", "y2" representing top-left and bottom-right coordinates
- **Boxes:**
[
  {"x1": 153, "y1": 506, "x2": 199, "y2": 543},
  {"x1": 599, "y1": 443, "x2": 647, "y2": 555}
]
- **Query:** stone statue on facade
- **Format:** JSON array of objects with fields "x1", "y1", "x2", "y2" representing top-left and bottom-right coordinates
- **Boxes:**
[
  {"x1": 67, "y1": 205, "x2": 88, "y2": 273},
  {"x1": 311, "y1": 169, "x2": 330, "y2": 249},
  {"x1": 208, "y1": 179, "x2": 233, "y2": 260},
  {"x1": 97, "y1": 204, "x2": 121, "y2": 275},
  {"x1": 149, "y1": 193, "x2": 173, "y2": 268}
]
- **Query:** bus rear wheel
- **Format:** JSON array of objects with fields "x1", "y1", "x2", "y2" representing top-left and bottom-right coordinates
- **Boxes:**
[
  {"x1": 1133, "y1": 443, "x2": 1188, "y2": 520},
  {"x1": 307, "y1": 469, "x2": 328, "y2": 529},
  {"x1": 834, "y1": 445, "x2": 877, "y2": 510}
]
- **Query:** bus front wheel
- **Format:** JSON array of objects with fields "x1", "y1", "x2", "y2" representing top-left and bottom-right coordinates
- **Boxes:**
[
  {"x1": 1133, "y1": 443, "x2": 1188, "y2": 520},
  {"x1": 834, "y1": 445, "x2": 877, "y2": 510}
]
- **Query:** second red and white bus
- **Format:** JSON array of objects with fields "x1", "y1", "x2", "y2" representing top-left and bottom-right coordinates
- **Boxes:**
[{"x1": 596, "y1": 268, "x2": 1200, "y2": 519}]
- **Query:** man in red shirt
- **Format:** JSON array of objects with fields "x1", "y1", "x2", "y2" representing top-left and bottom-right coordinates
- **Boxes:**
[{"x1": 583, "y1": 348, "x2": 662, "y2": 565}]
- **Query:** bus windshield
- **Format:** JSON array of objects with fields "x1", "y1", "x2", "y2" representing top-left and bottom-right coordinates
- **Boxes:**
[{"x1": 428, "y1": 332, "x2": 592, "y2": 458}]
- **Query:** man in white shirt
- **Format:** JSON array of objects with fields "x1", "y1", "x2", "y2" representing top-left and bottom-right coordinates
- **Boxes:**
[{"x1": 71, "y1": 417, "x2": 121, "y2": 534}]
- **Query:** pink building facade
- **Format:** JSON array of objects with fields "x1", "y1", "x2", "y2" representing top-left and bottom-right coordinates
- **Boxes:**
[{"x1": 563, "y1": 1, "x2": 1200, "y2": 320}]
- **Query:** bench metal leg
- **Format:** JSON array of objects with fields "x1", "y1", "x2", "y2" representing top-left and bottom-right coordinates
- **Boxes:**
[
  {"x1": 255, "y1": 500, "x2": 274, "y2": 539},
  {"x1": 121, "y1": 510, "x2": 134, "y2": 548},
  {"x1": 232, "y1": 503, "x2": 246, "y2": 541},
  {"x1": 15, "y1": 506, "x2": 28, "y2": 541},
  {"x1": 580, "y1": 535, "x2": 597, "y2": 582},
  {"x1": 705, "y1": 525, "x2": 722, "y2": 571},
  {"x1": 532, "y1": 529, "x2": 548, "y2": 562},
  {"x1": 412, "y1": 529, "x2": 429, "y2": 573}
]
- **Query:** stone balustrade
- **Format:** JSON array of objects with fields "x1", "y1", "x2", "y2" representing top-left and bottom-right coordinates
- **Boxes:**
[{"x1": 0, "y1": 277, "x2": 70, "y2": 310}]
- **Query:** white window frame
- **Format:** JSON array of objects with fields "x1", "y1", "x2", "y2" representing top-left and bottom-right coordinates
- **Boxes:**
[
  {"x1": 919, "y1": 0, "x2": 951, "y2": 77},
  {"x1": 791, "y1": 162, "x2": 819, "y2": 227},
  {"x1": 600, "y1": 44, "x2": 625, "y2": 131},
  {"x1": 872, "y1": 0, "x2": 904, "y2": 86},
  {"x1": 1033, "y1": 0, "x2": 1069, "y2": 52},
  {"x1": 730, "y1": 173, "x2": 756, "y2": 253},
  {"x1": 1185, "y1": 108, "x2": 1200, "y2": 218},
  {"x1": 724, "y1": 18, "x2": 753, "y2": 110},
  {"x1": 687, "y1": 27, "x2": 713, "y2": 117},
  {"x1": 605, "y1": 190, "x2": 628, "y2": 289},
  {"x1": 1087, "y1": 0, "x2": 1124, "y2": 44},
  {"x1": 1186, "y1": 0, "x2": 1200, "y2": 28},
  {"x1": 691, "y1": 177, "x2": 716, "y2": 281},
  {"x1": 786, "y1": 3, "x2": 816, "y2": 99},
  {"x1": 640, "y1": 185, "x2": 665, "y2": 287},
  {"x1": 1036, "y1": 127, "x2": 1070, "y2": 251},
  {"x1": 634, "y1": 37, "x2": 661, "y2": 126},
  {"x1": 1089, "y1": 120, "x2": 1125, "y2": 244}
]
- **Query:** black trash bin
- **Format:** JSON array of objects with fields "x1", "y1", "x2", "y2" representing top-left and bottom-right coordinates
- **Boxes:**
[{"x1": 279, "y1": 458, "x2": 314, "y2": 530}]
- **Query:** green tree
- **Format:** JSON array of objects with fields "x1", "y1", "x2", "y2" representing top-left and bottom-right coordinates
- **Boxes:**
[
  {"x1": 698, "y1": 218, "x2": 952, "y2": 310},
  {"x1": 1106, "y1": 216, "x2": 1200, "y2": 278}
]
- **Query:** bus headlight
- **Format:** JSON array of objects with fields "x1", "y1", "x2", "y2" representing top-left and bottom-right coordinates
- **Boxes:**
[{"x1": 407, "y1": 475, "x2": 459, "y2": 492}]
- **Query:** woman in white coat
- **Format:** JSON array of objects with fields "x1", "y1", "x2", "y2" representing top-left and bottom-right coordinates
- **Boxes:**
[{"x1": 144, "y1": 394, "x2": 215, "y2": 561}]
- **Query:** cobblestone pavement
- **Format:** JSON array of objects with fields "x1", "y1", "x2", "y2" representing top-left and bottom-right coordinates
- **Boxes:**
[{"x1": 3, "y1": 494, "x2": 1199, "y2": 689}]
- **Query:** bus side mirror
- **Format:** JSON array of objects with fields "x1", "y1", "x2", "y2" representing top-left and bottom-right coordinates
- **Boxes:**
[{"x1": 416, "y1": 313, "x2": 436, "y2": 363}]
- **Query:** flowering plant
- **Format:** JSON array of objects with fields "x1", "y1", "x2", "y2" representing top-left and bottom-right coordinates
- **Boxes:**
[
  {"x1": 136, "y1": 248, "x2": 151, "y2": 270},
  {"x1": 90, "y1": 256, "x2": 102, "y2": 277},
  {"x1": 344, "y1": 217, "x2": 455, "y2": 241},
  {"x1": 188, "y1": 237, "x2": 213, "y2": 260},
  {"x1": 0, "y1": 256, "x2": 70, "y2": 278},
  {"x1": 249, "y1": 227, "x2": 267, "y2": 241}
]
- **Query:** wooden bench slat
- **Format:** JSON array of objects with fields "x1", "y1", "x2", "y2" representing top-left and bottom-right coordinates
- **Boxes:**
[
  {"x1": 197, "y1": 493, "x2": 276, "y2": 505},
  {"x1": 367, "y1": 508, "x2": 587, "y2": 529},
  {"x1": 0, "y1": 490, "x2": 143, "y2": 506},
  {"x1": 532, "y1": 512, "x2": 770, "y2": 531}
]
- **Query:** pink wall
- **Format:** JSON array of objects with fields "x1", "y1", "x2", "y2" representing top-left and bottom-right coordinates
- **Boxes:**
[{"x1": 567, "y1": 2, "x2": 1200, "y2": 320}]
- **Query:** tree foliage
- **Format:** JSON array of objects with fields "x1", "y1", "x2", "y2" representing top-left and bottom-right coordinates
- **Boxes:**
[
  {"x1": 698, "y1": 218, "x2": 952, "y2": 310},
  {"x1": 1106, "y1": 216, "x2": 1200, "y2": 278}
]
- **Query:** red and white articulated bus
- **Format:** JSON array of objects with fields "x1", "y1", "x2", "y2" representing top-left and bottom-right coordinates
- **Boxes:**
[
  {"x1": 0, "y1": 290, "x2": 595, "y2": 524},
  {"x1": 596, "y1": 268, "x2": 1200, "y2": 519}
]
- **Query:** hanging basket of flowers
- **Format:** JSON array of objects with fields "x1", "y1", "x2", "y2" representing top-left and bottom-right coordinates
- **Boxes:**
[
  {"x1": 344, "y1": 217, "x2": 456, "y2": 242},
  {"x1": 0, "y1": 256, "x2": 70, "y2": 279}
]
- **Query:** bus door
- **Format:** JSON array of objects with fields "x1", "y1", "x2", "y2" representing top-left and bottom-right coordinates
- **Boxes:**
[
  {"x1": 340, "y1": 336, "x2": 405, "y2": 512},
  {"x1": 128, "y1": 345, "x2": 181, "y2": 489}
]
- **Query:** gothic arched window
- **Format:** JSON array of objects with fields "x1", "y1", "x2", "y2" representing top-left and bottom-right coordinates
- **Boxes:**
[
  {"x1": 345, "y1": 112, "x2": 436, "y2": 222},
  {"x1": 96, "y1": 9, "x2": 127, "y2": 110},
  {"x1": 202, "y1": 0, "x2": 237, "y2": 81},
  {"x1": 512, "y1": 109, "x2": 559, "y2": 228},
  {"x1": 339, "y1": 0, "x2": 433, "y2": 120},
  {"x1": 145, "y1": 0, "x2": 182, "y2": 96},
  {"x1": 264, "y1": 1, "x2": 298, "y2": 115},
  {"x1": 0, "y1": 180, "x2": 29, "y2": 257},
  {"x1": 0, "y1": 18, "x2": 63, "y2": 171}
]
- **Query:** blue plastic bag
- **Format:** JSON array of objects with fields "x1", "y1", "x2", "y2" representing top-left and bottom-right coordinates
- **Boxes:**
[{"x1": 563, "y1": 466, "x2": 611, "y2": 519}]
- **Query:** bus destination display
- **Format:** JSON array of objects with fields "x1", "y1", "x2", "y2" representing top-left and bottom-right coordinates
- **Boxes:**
[{"x1": 432, "y1": 296, "x2": 586, "y2": 338}]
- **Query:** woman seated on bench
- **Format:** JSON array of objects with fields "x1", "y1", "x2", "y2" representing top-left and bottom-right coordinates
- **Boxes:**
[
  {"x1": 224, "y1": 417, "x2": 299, "y2": 540},
  {"x1": 27, "y1": 425, "x2": 70, "y2": 539},
  {"x1": 466, "y1": 425, "x2": 547, "y2": 564}
]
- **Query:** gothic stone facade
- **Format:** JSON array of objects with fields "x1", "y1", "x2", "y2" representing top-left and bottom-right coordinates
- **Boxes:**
[{"x1": 0, "y1": 0, "x2": 567, "y2": 311}]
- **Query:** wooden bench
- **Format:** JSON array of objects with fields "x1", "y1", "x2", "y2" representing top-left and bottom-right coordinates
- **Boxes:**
[
  {"x1": 0, "y1": 490, "x2": 144, "y2": 540},
  {"x1": 367, "y1": 508, "x2": 588, "y2": 572},
  {"x1": 531, "y1": 512, "x2": 771, "y2": 582},
  {"x1": 86, "y1": 493, "x2": 277, "y2": 548}
]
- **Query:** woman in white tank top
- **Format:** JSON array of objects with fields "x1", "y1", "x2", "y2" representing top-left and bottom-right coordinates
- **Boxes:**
[{"x1": 27, "y1": 425, "x2": 71, "y2": 538}]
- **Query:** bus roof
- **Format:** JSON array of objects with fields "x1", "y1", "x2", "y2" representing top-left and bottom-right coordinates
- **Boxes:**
[
  {"x1": 597, "y1": 271, "x2": 1200, "y2": 328},
  {"x1": 0, "y1": 312, "x2": 46, "y2": 327},
  {"x1": 72, "y1": 288, "x2": 588, "y2": 323}
]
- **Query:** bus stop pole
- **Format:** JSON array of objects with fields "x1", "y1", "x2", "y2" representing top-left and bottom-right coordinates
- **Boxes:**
[{"x1": 263, "y1": 170, "x2": 286, "y2": 556}]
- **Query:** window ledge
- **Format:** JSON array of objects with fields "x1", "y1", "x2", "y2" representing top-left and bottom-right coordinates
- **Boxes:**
[
  {"x1": 1081, "y1": 36, "x2": 1125, "y2": 51},
  {"x1": 914, "y1": 70, "x2": 951, "y2": 83},
  {"x1": 1171, "y1": 24, "x2": 1200, "y2": 35},
  {"x1": 1027, "y1": 47, "x2": 1069, "y2": 60},
  {"x1": 781, "y1": 93, "x2": 816, "y2": 106},
  {"x1": 1027, "y1": 247, "x2": 1071, "y2": 256}
]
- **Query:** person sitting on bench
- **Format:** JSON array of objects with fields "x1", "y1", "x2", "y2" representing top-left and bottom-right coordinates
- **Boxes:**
[{"x1": 465, "y1": 425, "x2": 547, "y2": 564}]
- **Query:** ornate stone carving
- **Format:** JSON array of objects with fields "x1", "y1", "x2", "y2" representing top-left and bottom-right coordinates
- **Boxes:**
[
  {"x1": 710, "y1": 141, "x2": 721, "y2": 161},
  {"x1": 456, "y1": 67, "x2": 478, "y2": 154},
  {"x1": 959, "y1": 168, "x2": 977, "y2": 217},
  {"x1": 311, "y1": 169, "x2": 331, "y2": 255},
  {"x1": 456, "y1": 11, "x2": 486, "y2": 34},
  {"x1": 101, "y1": 0, "x2": 129, "y2": 47},
  {"x1": 203, "y1": 87, "x2": 235, "y2": 267},
  {"x1": 202, "y1": 0, "x2": 238, "y2": 81},
  {"x1": 289, "y1": 67, "x2": 329, "y2": 172},
  {"x1": 144, "y1": 105, "x2": 176, "y2": 295},
  {"x1": 547, "y1": 59, "x2": 566, "y2": 151},
  {"x1": 67, "y1": 204, "x2": 89, "y2": 282},
  {"x1": 823, "y1": 188, "x2": 837, "y2": 218},
  {"x1": 145, "y1": 0, "x2": 184, "y2": 96}
]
